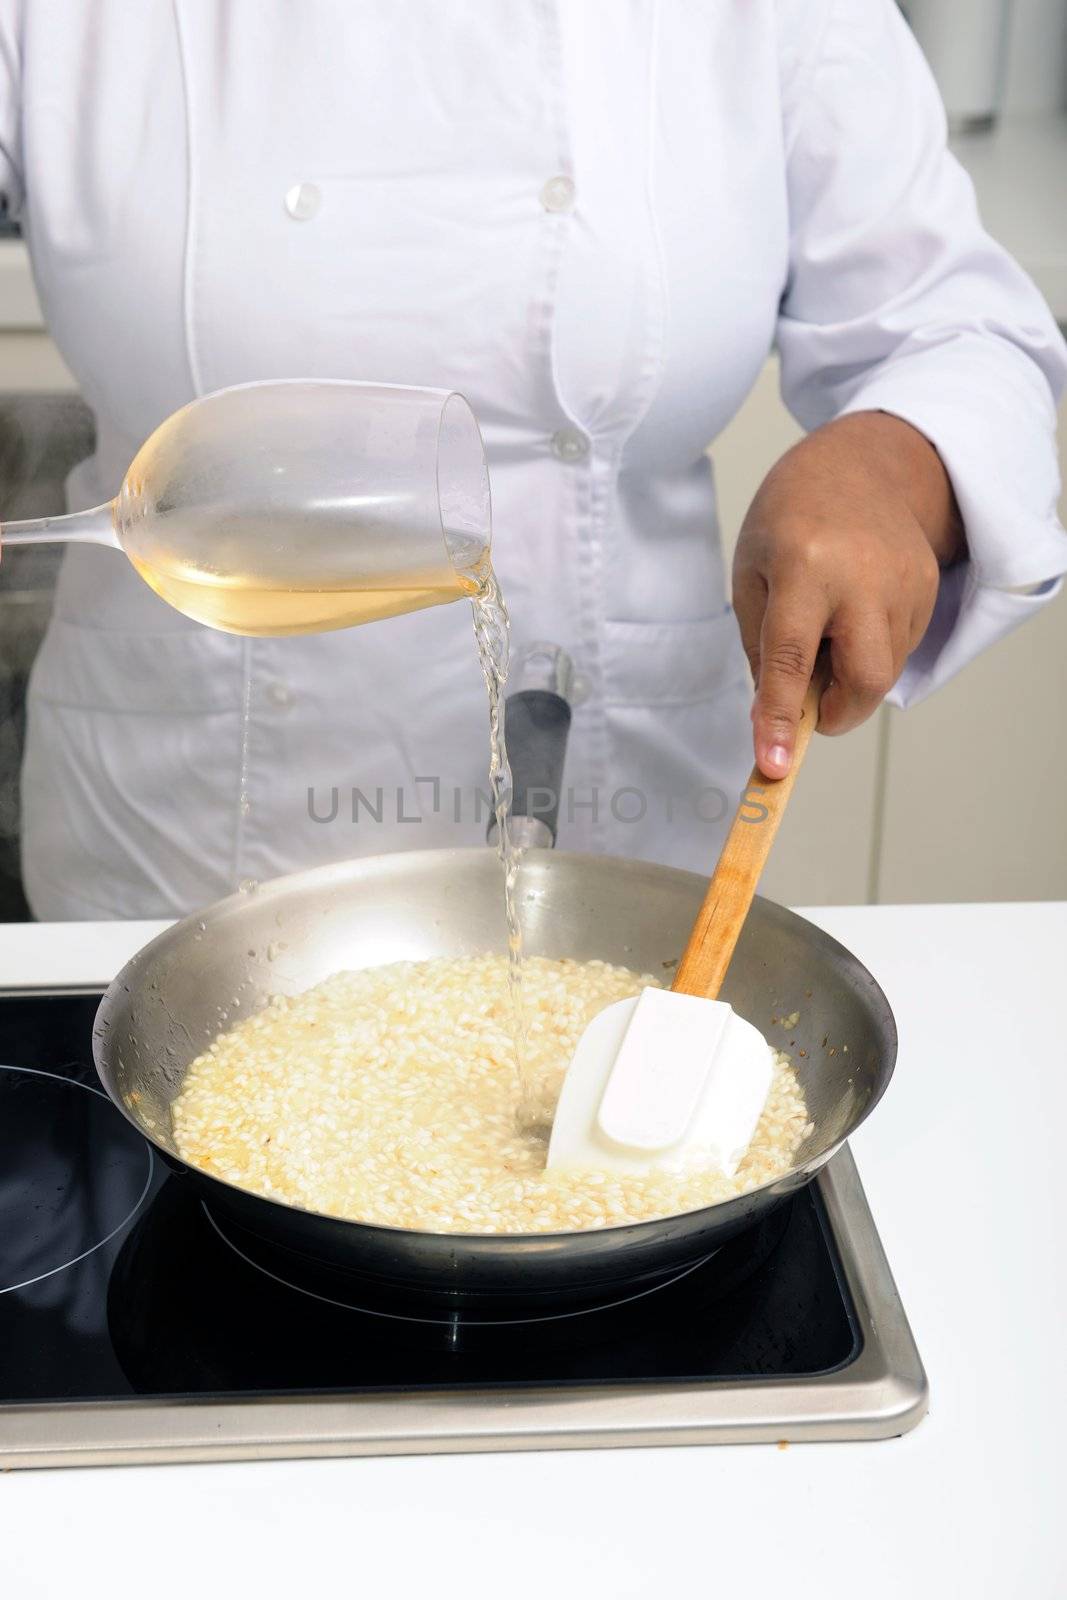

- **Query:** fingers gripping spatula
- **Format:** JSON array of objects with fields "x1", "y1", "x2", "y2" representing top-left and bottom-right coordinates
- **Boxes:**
[{"x1": 547, "y1": 668, "x2": 826, "y2": 1178}]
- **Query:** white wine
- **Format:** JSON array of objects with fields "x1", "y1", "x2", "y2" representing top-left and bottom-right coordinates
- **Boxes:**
[{"x1": 126, "y1": 549, "x2": 481, "y2": 637}]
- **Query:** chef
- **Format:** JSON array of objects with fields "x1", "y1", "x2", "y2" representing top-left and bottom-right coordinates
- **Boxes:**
[{"x1": 3, "y1": 0, "x2": 1065, "y2": 919}]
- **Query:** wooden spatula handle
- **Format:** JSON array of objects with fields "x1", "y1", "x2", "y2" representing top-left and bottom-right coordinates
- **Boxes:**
[{"x1": 671, "y1": 661, "x2": 829, "y2": 1001}]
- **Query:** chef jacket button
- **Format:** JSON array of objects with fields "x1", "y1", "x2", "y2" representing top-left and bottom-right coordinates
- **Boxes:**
[
  {"x1": 266, "y1": 680, "x2": 293, "y2": 708},
  {"x1": 540, "y1": 175, "x2": 576, "y2": 214},
  {"x1": 284, "y1": 181, "x2": 321, "y2": 221},
  {"x1": 551, "y1": 426, "x2": 590, "y2": 463}
]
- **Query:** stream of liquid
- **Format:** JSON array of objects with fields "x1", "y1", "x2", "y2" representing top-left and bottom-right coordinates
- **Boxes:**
[
  {"x1": 469, "y1": 568, "x2": 531, "y2": 1112},
  {"x1": 236, "y1": 644, "x2": 255, "y2": 894},
  {"x1": 133, "y1": 527, "x2": 534, "y2": 1111}
]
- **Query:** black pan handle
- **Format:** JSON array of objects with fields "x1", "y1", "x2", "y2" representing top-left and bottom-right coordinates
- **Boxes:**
[{"x1": 487, "y1": 645, "x2": 573, "y2": 850}]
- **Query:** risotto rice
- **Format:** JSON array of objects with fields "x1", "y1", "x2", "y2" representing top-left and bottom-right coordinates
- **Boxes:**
[{"x1": 171, "y1": 954, "x2": 813, "y2": 1234}]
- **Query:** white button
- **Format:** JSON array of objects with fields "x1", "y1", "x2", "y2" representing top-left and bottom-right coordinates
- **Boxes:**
[
  {"x1": 238, "y1": 878, "x2": 259, "y2": 895},
  {"x1": 540, "y1": 175, "x2": 576, "y2": 214},
  {"x1": 551, "y1": 427, "x2": 590, "y2": 463},
  {"x1": 284, "y1": 182, "x2": 321, "y2": 221},
  {"x1": 267, "y1": 680, "x2": 293, "y2": 708}
]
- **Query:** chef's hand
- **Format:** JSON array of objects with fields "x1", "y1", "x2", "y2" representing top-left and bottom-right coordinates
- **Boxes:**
[{"x1": 732, "y1": 410, "x2": 964, "y2": 779}]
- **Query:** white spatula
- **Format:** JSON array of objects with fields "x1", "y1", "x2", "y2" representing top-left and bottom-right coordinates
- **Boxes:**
[{"x1": 547, "y1": 667, "x2": 826, "y2": 1179}]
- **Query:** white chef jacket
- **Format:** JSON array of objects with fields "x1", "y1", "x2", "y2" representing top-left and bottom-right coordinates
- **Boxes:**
[{"x1": 2, "y1": 0, "x2": 1064, "y2": 919}]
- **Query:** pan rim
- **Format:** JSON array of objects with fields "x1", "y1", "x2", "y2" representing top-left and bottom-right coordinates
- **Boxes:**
[{"x1": 92, "y1": 846, "x2": 897, "y2": 1248}]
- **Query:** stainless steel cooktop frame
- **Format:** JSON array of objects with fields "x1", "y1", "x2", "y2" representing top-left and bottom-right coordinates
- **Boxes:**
[{"x1": 2, "y1": 1143, "x2": 927, "y2": 1469}]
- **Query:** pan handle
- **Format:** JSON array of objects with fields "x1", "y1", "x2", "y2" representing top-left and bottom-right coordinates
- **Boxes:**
[{"x1": 487, "y1": 643, "x2": 573, "y2": 850}]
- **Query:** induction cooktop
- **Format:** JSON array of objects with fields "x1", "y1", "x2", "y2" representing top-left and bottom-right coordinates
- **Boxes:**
[{"x1": 0, "y1": 990, "x2": 926, "y2": 1468}]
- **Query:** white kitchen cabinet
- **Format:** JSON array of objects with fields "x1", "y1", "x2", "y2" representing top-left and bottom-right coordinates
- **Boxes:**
[
  {"x1": 876, "y1": 580, "x2": 1067, "y2": 901},
  {"x1": 876, "y1": 403, "x2": 1067, "y2": 902},
  {"x1": 0, "y1": 331, "x2": 76, "y2": 390}
]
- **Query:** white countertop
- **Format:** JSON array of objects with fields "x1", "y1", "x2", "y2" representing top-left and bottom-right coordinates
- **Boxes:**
[{"x1": 0, "y1": 900, "x2": 1064, "y2": 1598}]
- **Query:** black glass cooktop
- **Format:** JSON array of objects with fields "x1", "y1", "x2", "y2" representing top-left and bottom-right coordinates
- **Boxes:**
[{"x1": 0, "y1": 992, "x2": 860, "y2": 1404}]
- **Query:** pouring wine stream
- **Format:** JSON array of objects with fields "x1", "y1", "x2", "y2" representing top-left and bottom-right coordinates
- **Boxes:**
[{"x1": 469, "y1": 568, "x2": 531, "y2": 1104}]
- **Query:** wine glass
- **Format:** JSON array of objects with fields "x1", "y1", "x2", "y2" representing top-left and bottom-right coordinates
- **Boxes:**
[{"x1": 0, "y1": 379, "x2": 492, "y2": 636}]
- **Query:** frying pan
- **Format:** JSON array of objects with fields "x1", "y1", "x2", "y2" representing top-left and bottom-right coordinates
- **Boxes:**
[{"x1": 92, "y1": 845, "x2": 896, "y2": 1316}]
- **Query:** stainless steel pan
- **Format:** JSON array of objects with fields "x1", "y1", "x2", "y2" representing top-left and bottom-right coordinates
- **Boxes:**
[{"x1": 93, "y1": 846, "x2": 896, "y2": 1314}]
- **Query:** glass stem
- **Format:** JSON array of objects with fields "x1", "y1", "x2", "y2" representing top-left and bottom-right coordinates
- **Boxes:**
[{"x1": 1, "y1": 500, "x2": 120, "y2": 549}]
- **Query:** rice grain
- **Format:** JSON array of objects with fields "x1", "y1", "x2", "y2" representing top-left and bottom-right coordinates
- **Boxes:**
[{"x1": 171, "y1": 955, "x2": 812, "y2": 1234}]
